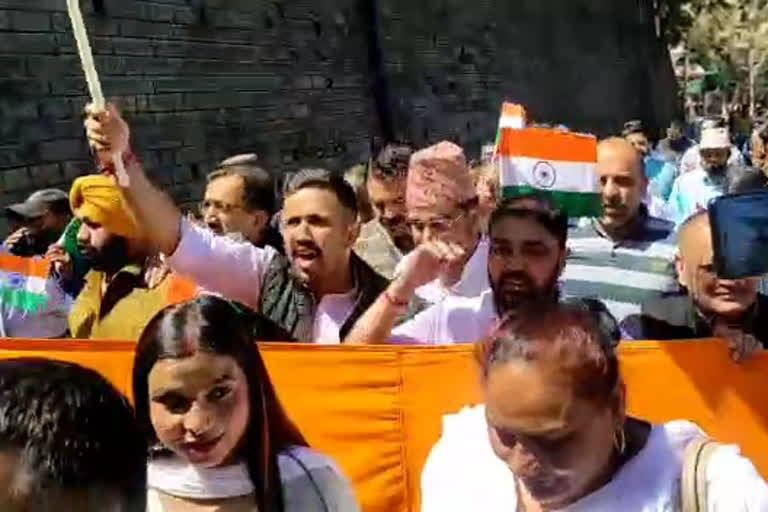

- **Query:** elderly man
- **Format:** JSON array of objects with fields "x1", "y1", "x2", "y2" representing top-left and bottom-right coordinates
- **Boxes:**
[
  {"x1": 345, "y1": 198, "x2": 617, "y2": 345},
  {"x1": 679, "y1": 117, "x2": 745, "y2": 175},
  {"x1": 84, "y1": 104, "x2": 389, "y2": 343},
  {"x1": 353, "y1": 143, "x2": 415, "y2": 279},
  {"x1": 561, "y1": 138, "x2": 678, "y2": 322},
  {"x1": 668, "y1": 126, "x2": 737, "y2": 227},
  {"x1": 398, "y1": 141, "x2": 489, "y2": 303},
  {"x1": 67, "y1": 175, "x2": 190, "y2": 339},
  {"x1": 201, "y1": 153, "x2": 283, "y2": 251},
  {"x1": 621, "y1": 211, "x2": 767, "y2": 360}
]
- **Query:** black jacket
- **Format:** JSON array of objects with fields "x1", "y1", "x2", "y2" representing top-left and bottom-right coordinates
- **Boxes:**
[{"x1": 620, "y1": 293, "x2": 768, "y2": 347}]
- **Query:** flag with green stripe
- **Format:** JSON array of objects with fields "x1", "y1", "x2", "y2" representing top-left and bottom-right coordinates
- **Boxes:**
[{"x1": 499, "y1": 127, "x2": 601, "y2": 217}]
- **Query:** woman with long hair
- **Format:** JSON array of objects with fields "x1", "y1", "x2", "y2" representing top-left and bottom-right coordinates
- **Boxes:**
[
  {"x1": 421, "y1": 302, "x2": 768, "y2": 511},
  {"x1": 133, "y1": 295, "x2": 359, "y2": 511}
]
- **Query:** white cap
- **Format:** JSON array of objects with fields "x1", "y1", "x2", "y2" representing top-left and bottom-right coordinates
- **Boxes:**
[{"x1": 700, "y1": 127, "x2": 730, "y2": 150}]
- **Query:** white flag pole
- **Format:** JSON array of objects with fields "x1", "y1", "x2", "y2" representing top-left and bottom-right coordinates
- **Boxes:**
[{"x1": 66, "y1": 0, "x2": 130, "y2": 186}]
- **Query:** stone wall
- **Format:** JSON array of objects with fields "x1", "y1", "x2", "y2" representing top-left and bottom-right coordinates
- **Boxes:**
[
  {"x1": 0, "y1": 0, "x2": 677, "y2": 232},
  {"x1": 379, "y1": 0, "x2": 679, "y2": 153}
]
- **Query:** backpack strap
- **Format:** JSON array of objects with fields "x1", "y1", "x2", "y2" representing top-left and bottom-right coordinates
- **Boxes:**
[{"x1": 681, "y1": 438, "x2": 723, "y2": 512}]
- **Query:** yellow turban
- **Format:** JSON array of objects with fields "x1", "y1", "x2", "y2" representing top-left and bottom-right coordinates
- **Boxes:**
[{"x1": 69, "y1": 175, "x2": 142, "y2": 239}]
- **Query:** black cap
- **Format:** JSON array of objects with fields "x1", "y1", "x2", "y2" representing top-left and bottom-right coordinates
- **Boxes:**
[{"x1": 5, "y1": 189, "x2": 69, "y2": 220}]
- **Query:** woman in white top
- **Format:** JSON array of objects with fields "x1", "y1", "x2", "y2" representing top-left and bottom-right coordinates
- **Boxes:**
[
  {"x1": 133, "y1": 295, "x2": 360, "y2": 512},
  {"x1": 421, "y1": 301, "x2": 768, "y2": 511}
]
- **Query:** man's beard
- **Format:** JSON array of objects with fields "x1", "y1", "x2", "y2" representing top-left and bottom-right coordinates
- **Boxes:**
[
  {"x1": 78, "y1": 236, "x2": 130, "y2": 273},
  {"x1": 705, "y1": 163, "x2": 727, "y2": 175},
  {"x1": 491, "y1": 270, "x2": 560, "y2": 316}
]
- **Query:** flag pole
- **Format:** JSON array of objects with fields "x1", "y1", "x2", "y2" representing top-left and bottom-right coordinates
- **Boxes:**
[{"x1": 66, "y1": 0, "x2": 130, "y2": 186}]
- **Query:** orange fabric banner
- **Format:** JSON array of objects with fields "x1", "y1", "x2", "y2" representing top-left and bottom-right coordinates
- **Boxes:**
[{"x1": 0, "y1": 340, "x2": 766, "y2": 512}]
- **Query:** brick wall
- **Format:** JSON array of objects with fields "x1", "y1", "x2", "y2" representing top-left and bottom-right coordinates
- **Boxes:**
[
  {"x1": 379, "y1": 0, "x2": 679, "y2": 154},
  {"x1": 0, "y1": 0, "x2": 676, "y2": 233}
]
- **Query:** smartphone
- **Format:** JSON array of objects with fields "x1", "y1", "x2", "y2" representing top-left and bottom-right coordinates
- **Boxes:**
[{"x1": 709, "y1": 192, "x2": 768, "y2": 279}]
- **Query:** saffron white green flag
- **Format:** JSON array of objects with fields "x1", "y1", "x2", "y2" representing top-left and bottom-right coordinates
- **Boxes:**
[
  {"x1": 0, "y1": 252, "x2": 52, "y2": 314},
  {"x1": 499, "y1": 127, "x2": 600, "y2": 217}
]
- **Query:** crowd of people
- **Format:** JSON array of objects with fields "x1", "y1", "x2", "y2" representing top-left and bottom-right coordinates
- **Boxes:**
[{"x1": 1, "y1": 101, "x2": 768, "y2": 510}]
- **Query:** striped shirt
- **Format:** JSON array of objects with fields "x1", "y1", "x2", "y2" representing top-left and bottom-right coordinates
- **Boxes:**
[{"x1": 562, "y1": 211, "x2": 679, "y2": 322}]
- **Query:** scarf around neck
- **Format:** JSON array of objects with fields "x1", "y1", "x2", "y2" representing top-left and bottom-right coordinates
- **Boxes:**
[{"x1": 148, "y1": 457, "x2": 255, "y2": 500}]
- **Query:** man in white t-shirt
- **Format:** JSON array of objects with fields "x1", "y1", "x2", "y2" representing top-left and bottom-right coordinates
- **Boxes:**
[{"x1": 345, "y1": 198, "x2": 616, "y2": 345}]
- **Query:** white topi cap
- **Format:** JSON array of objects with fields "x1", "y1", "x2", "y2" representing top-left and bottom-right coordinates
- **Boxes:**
[{"x1": 699, "y1": 127, "x2": 731, "y2": 150}]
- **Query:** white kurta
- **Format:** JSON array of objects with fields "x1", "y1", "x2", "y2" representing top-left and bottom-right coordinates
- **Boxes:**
[
  {"x1": 421, "y1": 405, "x2": 768, "y2": 512},
  {"x1": 397, "y1": 238, "x2": 490, "y2": 304},
  {"x1": 390, "y1": 289, "x2": 497, "y2": 344}
]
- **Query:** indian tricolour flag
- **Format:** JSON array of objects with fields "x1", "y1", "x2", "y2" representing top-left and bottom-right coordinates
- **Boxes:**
[
  {"x1": 499, "y1": 127, "x2": 600, "y2": 217},
  {"x1": 0, "y1": 251, "x2": 52, "y2": 314}
]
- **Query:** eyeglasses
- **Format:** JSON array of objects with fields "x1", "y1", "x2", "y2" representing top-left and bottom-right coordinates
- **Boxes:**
[
  {"x1": 199, "y1": 199, "x2": 245, "y2": 215},
  {"x1": 407, "y1": 211, "x2": 466, "y2": 234}
]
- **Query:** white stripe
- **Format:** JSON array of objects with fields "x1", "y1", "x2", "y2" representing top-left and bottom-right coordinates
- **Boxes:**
[
  {"x1": 498, "y1": 117, "x2": 525, "y2": 130},
  {"x1": 0, "y1": 271, "x2": 49, "y2": 295},
  {"x1": 562, "y1": 265, "x2": 677, "y2": 292},
  {"x1": 500, "y1": 156, "x2": 598, "y2": 193},
  {"x1": 567, "y1": 238, "x2": 677, "y2": 260},
  {"x1": 602, "y1": 300, "x2": 639, "y2": 322}
]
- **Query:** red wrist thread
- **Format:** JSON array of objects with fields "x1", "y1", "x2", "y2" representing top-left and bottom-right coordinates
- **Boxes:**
[{"x1": 383, "y1": 290, "x2": 409, "y2": 310}]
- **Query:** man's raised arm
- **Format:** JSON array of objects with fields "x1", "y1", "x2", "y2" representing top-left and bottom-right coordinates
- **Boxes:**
[
  {"x1": 83, "y1": 103, "x2": 272, "y2": 310},
  {"x1": 344, "y1": 241, "x2": 464, "y2": 344},
  {"x1": 84, "y1": 103, "x2": 181, "y2": 255}
]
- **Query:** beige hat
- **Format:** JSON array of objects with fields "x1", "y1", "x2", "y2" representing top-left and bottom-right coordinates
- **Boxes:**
[
  {"x1": 406, "y1": 141, "x2": 476, "y2": 210},
  {"x1": 700, "y1": 127, "x2": 731, "y2": 150}
]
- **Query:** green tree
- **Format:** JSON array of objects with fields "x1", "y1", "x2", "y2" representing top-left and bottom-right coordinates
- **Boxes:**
[{"x1": 685, "y1": 0, "x2": 768, "y2": 114}]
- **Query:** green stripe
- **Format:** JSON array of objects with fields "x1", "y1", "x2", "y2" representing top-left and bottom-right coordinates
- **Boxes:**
[
  {"x1": 0, "y1": 285, "x2": 49, "y2": 314},
  {"x1": 502, "y1": 186, "x2": 602, "y2": 217}
]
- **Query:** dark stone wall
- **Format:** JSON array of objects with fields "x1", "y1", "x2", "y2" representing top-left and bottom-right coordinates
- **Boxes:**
[
  {"x1": 379, "y1": 0, "x2": 679, "y2": 152},
  {"x1": 0, "y1": 0, "x2": 677, "y2": 232}
]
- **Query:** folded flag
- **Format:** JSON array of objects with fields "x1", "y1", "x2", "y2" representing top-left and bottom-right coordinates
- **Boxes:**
[
  {"x1": 0, "y1": 252, "x2": 51, "y2": 314},
  {"x1": 499, "y1": 127, "x2": 600, "y2": 217}
]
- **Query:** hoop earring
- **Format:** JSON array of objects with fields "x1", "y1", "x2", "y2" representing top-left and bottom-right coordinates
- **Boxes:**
[{"x1": 613, "y1": 426, "x2": 627, "y2": 455}]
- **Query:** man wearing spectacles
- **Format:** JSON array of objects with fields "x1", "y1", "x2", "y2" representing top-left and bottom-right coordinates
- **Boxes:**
[
  {"x1": 345, "y1": 197, "x2": 617, "y2": 345},
  {"x1": 84, "y1": 104, "x2": 393, "y2": 343},
  {"x1": 200, "y1": 154, "x2": 283, "y2": 252},
  {"x1": 396, "y1": 141, "x2": 490, "y2": 303}
]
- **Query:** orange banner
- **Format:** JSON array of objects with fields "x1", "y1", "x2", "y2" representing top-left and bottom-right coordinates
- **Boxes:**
[{"x1": 0, "y1": 340, "x2": 766, "y2": 512}]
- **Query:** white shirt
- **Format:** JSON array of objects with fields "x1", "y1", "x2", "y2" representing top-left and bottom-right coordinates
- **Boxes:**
[
  {"x1": 167, "y1": 219, "x2": 355, "y2": 343},
  {"x1": 421, "y1": 405, "x2": 768, "y2": 512},
  {"x1": 679, "y1": 144, "x2": 744, "y2": 174},
  {"x1": 396, "y1": 237, "x2": 491, "y2": 304},
  {"x1": 391, "y1": 289, "x2": 497, "y2": 344}
]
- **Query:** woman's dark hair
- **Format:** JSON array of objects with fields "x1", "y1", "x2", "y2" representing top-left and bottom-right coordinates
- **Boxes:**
[
  {"x1": 133, "y1": 295, "x2": 307, "y2": 512},
  {"x1": 476, "y1": 302, "x2": 621, "y2": 409}
]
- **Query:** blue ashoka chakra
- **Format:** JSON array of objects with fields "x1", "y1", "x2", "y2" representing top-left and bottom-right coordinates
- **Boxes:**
[{"x1": 532, "y1": 161, "x2": 557, "y2": 189}]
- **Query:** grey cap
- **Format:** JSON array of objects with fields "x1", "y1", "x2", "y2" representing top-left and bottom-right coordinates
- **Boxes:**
[{"x1": 5, "y1": 189, "x2": 69, "y2": 219}]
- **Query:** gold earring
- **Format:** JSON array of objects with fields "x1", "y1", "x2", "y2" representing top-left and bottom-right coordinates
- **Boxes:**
[{"x1": 613, "y1": 426, "x2": 627, "y2": 455}]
